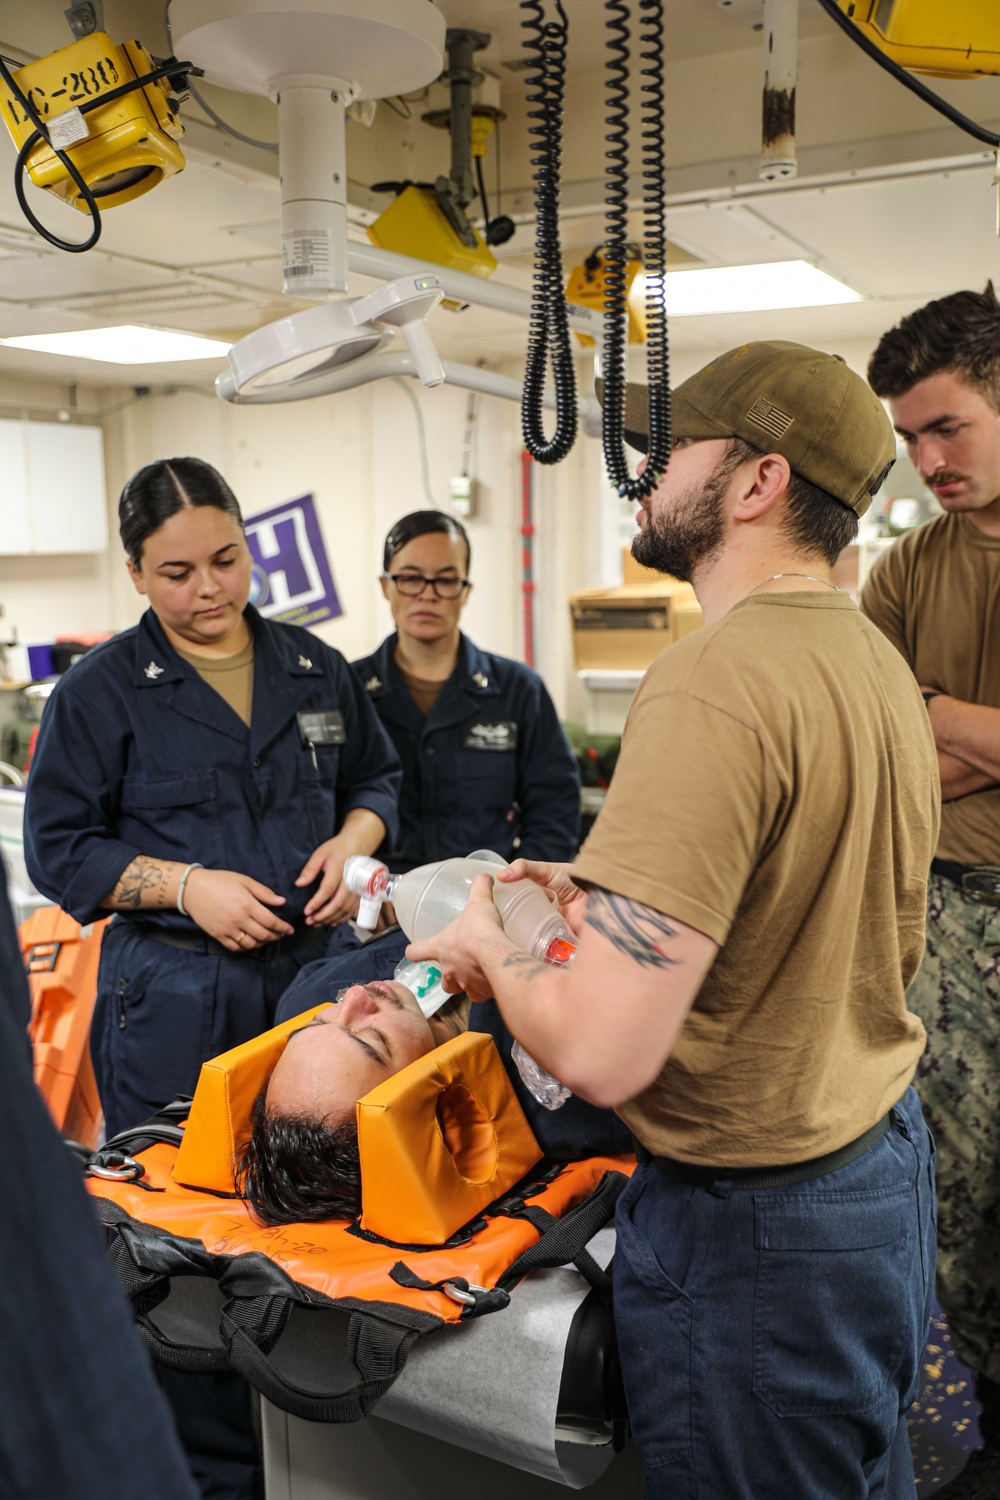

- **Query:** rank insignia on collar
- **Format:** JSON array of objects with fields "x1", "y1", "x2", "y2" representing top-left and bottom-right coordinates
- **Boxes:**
[
  {"x1": 472, "y1": 672, "x2": 489, "y2": 688},
  {"x1": 144, "y1": 660, "x2": 164, "y2": 679},
  {"x1": 365, "y1": 675, "x2": 382, "y2": 693},
  {"x1": 298, "y1": 655, "x2": 312, "y2": 670}
]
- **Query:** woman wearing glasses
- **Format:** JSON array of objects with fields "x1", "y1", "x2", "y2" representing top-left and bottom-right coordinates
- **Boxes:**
[{"x1": 360, "y1": 509, "x2": 580, "y2": 874}]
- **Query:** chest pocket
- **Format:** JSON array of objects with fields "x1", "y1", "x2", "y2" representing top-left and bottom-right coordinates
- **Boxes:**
[
  {"x1": 300, "y1": 745, "x2": 341, "y2": 845},
  {"x1": 456, "y1": 720, "x2": 518, "y2": 809},
  {"x1": 120, "y1": 772, "x2": 226, "y2": 867}
]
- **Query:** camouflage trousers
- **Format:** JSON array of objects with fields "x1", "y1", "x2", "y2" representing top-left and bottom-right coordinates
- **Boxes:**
[{"x1": 908, "y1": 872, "x2": 1000, "y2": 1382}]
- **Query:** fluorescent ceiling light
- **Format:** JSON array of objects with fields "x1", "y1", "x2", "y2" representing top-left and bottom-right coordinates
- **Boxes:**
[
  {"x1": 0, "y1": 326, "x2": 232, "y2": 363},
  {"x1": 656, "y1": 260, "x2": 861, "y2": 317}
]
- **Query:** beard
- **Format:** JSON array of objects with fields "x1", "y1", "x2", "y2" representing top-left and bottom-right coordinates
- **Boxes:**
[{"x1": 631, "y1": 464, "x2": 728, "y2": 583}]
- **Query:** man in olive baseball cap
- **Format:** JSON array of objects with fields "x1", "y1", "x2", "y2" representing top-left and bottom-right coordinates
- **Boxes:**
[
  {"x1": 409, "y1": 332, "x2": 937, "y2": 1496},
  {"x1": 597, "y1": 339, "x2": 896, "y2": 592},
  {"x1": 608, "y1": 338, "x2": 896, "y2": 516}
]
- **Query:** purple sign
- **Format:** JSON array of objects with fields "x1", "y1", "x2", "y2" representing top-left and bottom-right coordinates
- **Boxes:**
[{"x1": 244, "y1": 493, "x2": 342, "y2": 630}]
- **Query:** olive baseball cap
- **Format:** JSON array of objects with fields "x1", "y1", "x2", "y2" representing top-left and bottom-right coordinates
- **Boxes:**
[{"x1": 600, "y1": 340, "x2": 896, "y2": 516}]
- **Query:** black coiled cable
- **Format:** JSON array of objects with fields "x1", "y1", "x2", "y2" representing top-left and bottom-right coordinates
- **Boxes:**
[
  {"x1": 601, "y1": 0, "x2": 671, "y2": 501},
  {"x1": 520, "y1": 0, "x2": 578, "y2": 465}
]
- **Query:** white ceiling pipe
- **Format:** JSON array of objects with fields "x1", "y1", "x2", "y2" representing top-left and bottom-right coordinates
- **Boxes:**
[
  {"x1": 216, "y1": 346, "x2": 604, "y2": 436},
  {"x1": 761, "y1": 0, "x2": 798, "y2": 182},
  {"x1": 347, "y1": 241, "x2": 605, "y2": 341}
]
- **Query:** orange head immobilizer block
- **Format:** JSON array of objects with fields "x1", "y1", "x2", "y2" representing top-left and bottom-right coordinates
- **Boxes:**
[{"x1": 173, "y1": 1011, "x2": 542, "y2": 1246}]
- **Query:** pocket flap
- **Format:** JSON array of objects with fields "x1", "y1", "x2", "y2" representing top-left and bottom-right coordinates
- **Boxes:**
[
  {"x1": 755, "y1": 1184, "x2": 912, "y2": 1252},
  {"x1": 122, "y1": 772, "x2": 218, "y2": 810}
]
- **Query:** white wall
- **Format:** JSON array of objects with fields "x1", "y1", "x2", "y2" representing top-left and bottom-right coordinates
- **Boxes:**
[
  {"x1": 1, "y1": 328, "x2": 887, "y2": 714},
  {"x1": 0, "y1": 378, "x2": 112, "y2": 648},
  {"x1": 95, "y1": 369, "x2": 598, "y2": 718}
]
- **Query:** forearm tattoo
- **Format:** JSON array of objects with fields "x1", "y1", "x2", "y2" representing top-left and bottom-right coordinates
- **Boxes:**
[
  {"x1": 110, "y1": 856, "x2": 171, "y2": 909},
  {"x1": 501, "y1": 952, "x2": 548, "y2": 982},
  {"x1": 584, "y1": 889, "x2": 681, "y2": 969}
]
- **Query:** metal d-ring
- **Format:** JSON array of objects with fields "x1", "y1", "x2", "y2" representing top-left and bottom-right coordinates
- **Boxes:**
[
  {"x1": 88, "y1": 1155, "x2": 145, "y2": 1182},
  {"x1": 443, "y1": 1281, "x2": 488, "y2": 1308}
]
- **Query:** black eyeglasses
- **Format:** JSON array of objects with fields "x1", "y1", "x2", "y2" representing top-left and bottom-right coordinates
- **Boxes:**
[{"x1": 383, "y1": 572, "x2": 471, "y2": 600}]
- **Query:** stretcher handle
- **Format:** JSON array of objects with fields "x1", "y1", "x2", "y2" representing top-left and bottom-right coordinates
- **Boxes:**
[{"x1": 221, "y1": 1297, "x2": 426, "y2": 1423}]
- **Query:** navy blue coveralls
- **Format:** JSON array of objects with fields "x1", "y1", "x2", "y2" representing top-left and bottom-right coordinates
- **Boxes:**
[
  {"x1": 355, "y1": 630, "x2": 582, "y2": 871},
  {"x1": 25, "y1": 603, "x2": 401, "y2": 1140},
  {"x1": 277, "y1": 633, "x2": 629, "y2": 1157}
]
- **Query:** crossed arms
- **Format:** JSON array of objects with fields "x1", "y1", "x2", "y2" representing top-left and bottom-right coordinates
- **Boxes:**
[{"x1": 926, "y1": 694, "x2": 1000, "y2": 802}]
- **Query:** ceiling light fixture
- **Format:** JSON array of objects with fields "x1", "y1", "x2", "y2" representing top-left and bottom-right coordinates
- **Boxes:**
[
  {"x1": 662, "y1": 260, "x2": 861, "y2": 316},
  {"x1": 217, "y1": 273, "x2": 445, "y2": 400},
  {"x1": 0, "y1": 325, "x2": 232, "y2": 363}
]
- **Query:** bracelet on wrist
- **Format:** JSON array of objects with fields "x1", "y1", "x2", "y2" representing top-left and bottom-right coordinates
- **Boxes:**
[
  {"x1": 177, "y1": 862, "x2": 204, "y2": 918},
  {"x1": 922, "y1": 691, "x2": 942, "y2": 708}
]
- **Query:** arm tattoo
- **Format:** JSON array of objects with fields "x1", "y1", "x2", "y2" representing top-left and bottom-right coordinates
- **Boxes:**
[
  {"x1": 501, "y1": 952, "x2": 548, "y2": 982},
  {"x1": 584, "y1": 889, "x2": 681, "y2": 970},
  {"x1": 110, "y1": 856, "x2": 170, "y2": 909}
]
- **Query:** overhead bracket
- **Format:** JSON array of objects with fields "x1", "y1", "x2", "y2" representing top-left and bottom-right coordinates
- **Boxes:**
[{"x1": 64, "y1": 2, "x2": 105, "y2": 40}]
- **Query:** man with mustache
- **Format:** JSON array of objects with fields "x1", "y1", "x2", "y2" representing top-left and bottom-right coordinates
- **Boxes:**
[{"x1": 862, "y1": 283, "x2": 1000, "y2": 1497}]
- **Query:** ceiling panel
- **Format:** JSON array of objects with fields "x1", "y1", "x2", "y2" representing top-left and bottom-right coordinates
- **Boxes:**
[{"x1": 743, "y1": 166, "x2": 1000, "y2": 298}]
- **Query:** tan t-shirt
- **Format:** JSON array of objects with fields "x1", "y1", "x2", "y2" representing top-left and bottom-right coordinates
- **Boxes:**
[
  {"x1": 176, "y1": 640, "x2": 255, "y2": 727},
  {"x1": 398, "y1": 665, "x2": 445, "y2": 720},
  {"x1": 860, "y1": 512, "x2": 1000, "y2": 865},
  {"x1": 573, "y1": 592, "x2": 939, "y2": 1166}
]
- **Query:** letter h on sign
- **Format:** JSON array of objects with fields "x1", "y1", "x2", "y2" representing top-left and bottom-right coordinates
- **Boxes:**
[{"x1": 244, "y1": 493, "x2": 341, "y2": 626}]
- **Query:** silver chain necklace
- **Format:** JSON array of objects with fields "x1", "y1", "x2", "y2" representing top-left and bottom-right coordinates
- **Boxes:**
[{"x1": 745, "y1": 572, "x2": 843, "y2": 599}]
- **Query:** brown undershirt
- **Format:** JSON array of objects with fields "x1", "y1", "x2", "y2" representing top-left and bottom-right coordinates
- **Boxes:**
[
  {"x1": 398, "y1": 663, "x2": 445, "y2": 719},
  {"x1": 176, "y1": 639, "x2": 255, "y2": 726}
]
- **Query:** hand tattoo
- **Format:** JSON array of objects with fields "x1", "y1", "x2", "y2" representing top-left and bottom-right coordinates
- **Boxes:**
[
  {"x1": 111, "y1": 856, "x2": 170, "y2": 909},
  {"x1": 584, "y1": 888, "x2": 680, "y2": 969}
]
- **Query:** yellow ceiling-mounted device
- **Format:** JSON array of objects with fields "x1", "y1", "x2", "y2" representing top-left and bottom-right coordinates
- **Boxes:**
[
  {"x1": 566, "y1": 249, "x2": 647, "y2": 348},
  {"x1": 368, "y1": 185, "x2": 497, "y2": 281},
  {"x1": 367, "y1": 28, "x2": 510, "y2": 295},
  {"x1": 834, "y1": 0, "x2": 1000, "y2": 79},
  {"x1": 0, "y1": 32, "x2": 185, "y2": 212}
]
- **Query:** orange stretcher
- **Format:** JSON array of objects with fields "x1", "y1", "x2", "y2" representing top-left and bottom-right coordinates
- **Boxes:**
[
  {"x1": 22, "y1": 907, "x2": 108, "y2": 1149},
  {"x1": 86, "y1": 1014, "x2": 633, "y2": 1422}
]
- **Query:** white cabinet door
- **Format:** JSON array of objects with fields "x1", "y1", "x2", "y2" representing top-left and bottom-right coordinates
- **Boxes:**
[
  {"x1": 0, "y1": 419, "x2": 32, "y2": 553},
  {"x1": 26, "y1": 422, "x2": 108, "y2": 554}
]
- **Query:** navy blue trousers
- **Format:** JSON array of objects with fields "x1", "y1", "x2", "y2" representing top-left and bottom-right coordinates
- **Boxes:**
[
  {"x1": 93, "y1": 919, "x2": 327, "y2": 1140},
  {"x1": 614, "y1": 1086, "x2": 936, "y2": 1499}
]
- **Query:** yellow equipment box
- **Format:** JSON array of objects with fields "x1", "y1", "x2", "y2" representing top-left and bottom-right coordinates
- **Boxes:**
[
  {"x1": 0, "y1": 32, "x2": 184, "y2": 211},
  {"x1": 835, "y1": 0, "x2": 1000, "y2": 79},
  {"x1": 367, "y1": 184, "x2": 497, "y2": 281},
  {"x1": 570, "y1": 581, "x2": 703, "y2": 672}
]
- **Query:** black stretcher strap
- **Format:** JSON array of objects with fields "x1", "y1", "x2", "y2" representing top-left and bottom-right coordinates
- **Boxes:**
[
  {"x1": 221, "y1": 1297, "x2": 424, "y2": 1423},
  {"x1": 496, "y1": 1170, "x2": 628, "y2": 1303}
]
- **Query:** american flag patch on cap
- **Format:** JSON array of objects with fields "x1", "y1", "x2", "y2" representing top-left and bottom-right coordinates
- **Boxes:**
[{"x1": 746, "y1": 396, "x2": 794, "y2": 439}]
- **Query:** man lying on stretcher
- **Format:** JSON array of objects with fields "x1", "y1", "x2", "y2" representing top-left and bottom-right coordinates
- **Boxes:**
[
  {"x1": 235, "y1": 978, "x2": 629, "y2": 1226},
  {"x1": 236, "y1": 980, "x2": 467, "y2": 1225}
]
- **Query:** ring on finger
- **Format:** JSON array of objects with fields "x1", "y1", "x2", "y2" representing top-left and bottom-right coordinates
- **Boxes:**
[{"x1": 236, "y1": 930, "x2": 247, "y2": 945}]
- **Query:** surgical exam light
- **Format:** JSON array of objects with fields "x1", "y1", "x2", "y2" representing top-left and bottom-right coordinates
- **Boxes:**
[{"x1": 217, "y1": 273, "x2": 445, "y2": 400}]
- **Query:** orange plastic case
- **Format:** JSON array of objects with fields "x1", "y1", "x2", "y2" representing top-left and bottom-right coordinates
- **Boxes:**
[
  {"x1": 22, "y1": 907, "x2": 108, "y2": 1148},
  {"x1": 86, "y1": 1015, "x2": 633, "y2": 1422}
]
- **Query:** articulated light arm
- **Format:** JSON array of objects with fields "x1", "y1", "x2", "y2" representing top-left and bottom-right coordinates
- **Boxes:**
[{"x1": 217, "y1": 345, "x2": 603, "y2": 437}]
